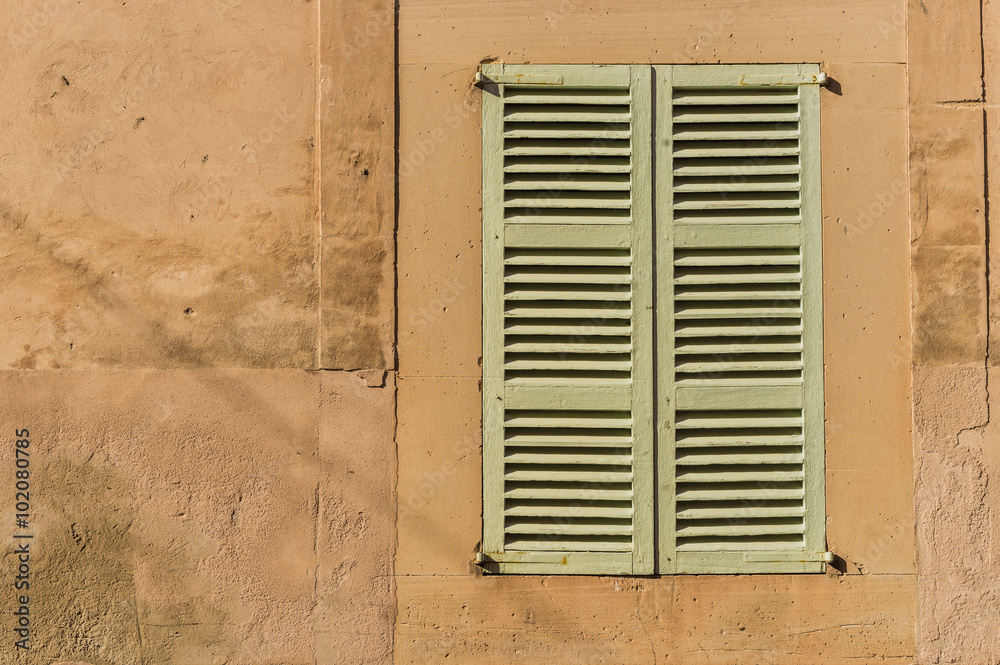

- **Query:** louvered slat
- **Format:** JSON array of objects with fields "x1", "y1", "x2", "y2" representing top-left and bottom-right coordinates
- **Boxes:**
[{"x1": 499, "y1": 249, "x2": 635, "y2": 548}]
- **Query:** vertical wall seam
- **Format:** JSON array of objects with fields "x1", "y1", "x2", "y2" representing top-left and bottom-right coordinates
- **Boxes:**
[
  {"x1": 393, "y1": 0, "x2": 400, "y2": 374},
  {"x1": 978, "y1": 9, "x2": 995, "y2": 659},
  {"x1": 314, "y1": 0, "x2": 324, "y2": 370},
  {"x1": 391, "y1": 6, "x2": 401, "y2": 663},
  {"x1": 312, "y1": 481, "x2": 321, "y2": 665},
  {"x1": 635, "y1": 589, "x2": 657, "y2": 665},
  {"x1": 390, "y1": 373, "x2": 400, "y2": 664},
  {"x1": 903, "y1": 0, "x2": 921, "y2": 655},
  {"x1": 981, "y1": 0, "x2": 992, "y2": 422}
]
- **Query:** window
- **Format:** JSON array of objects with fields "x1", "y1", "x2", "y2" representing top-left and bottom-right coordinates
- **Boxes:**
[{"x1": 479, "y1": 64, "x2": 826, "y2": 575}]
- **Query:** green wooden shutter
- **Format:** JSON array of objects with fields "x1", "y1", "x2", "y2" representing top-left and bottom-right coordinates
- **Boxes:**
[
  {"x1": 480, "y1": 64, "x2": 654, "y2": 575},
  {"x1": 656, "y1": 65, "x2": 826, "y2": 574}
]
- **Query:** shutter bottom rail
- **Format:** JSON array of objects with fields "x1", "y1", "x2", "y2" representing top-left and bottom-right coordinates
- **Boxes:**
[
  {"x1": 671, "y1": 550, "x2": 832, "y2": 574},
  {"x1": 475, "y1": 550, "x2": 833, "y2": 575},
  {"x1": 476, "y1": 550, "x2": 635, "y2": 575}
]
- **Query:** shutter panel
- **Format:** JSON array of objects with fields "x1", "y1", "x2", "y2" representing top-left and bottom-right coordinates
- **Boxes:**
[
  {"x1": 656, "y1": 65, "x2": 826, "y2": 574},
  {"x1": 481, "y1": 64, "x2": 654, "y2": 575}
]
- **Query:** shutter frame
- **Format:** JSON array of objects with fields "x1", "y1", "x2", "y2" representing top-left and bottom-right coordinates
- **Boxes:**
[
  {"x1": 482, "y1": 64, "x2": 825, "y2": 575},
  {"x1": 658, "y1": 64, "x2": 826, "y2": 574},
  {"x1": 480, "y1": 64, "x2": 655, "y2": 575},
  {"x1": 799, "y1": 72, "x2": 826, "y2": 559}
]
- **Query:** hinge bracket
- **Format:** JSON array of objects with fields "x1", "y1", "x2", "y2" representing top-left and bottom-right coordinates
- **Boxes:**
[
  {"x1": 476, "y1": 552, "x2": 568, "y2": 564},
  {"x1": 474, "y1": 72, "x2": 564, "y2": 86},
  {"x1": 743, "y1": 551, "x2": 835, "y2": 563},
  {"x1": 740, "y1": 72, "x2": 828, "y2": 87}
]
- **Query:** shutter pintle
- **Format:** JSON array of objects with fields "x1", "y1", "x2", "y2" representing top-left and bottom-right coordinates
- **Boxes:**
[
  {"x1": 475, "y1": 71, "x2": 564, "y2": 86},
  {"x1": 739, "y1": 72, "x2": 829, "y2": 87}
]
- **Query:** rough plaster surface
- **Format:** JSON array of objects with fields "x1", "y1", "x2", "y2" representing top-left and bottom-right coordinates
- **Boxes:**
[
  {"x1": 320, "y1": 0, "x2": 396, "y2": 370},
  {"x1": 316, "y1": 371, "x2": 397, "y2": 665},
  {"x1": 398, "y1": 0, "x2": 906, "y2": 65},
  {"x1": 0, "y1": 370, "x2": 395, "y2": 664},
  {"x1": 910, "y1": 0, "x2": 1000, "y2": 663},
  {"x1": 912, "y1": 368, "x2": 1000, "y2": 663},
  {"x1": 0, "y1": 1, "x2": 318, "y2": 370},
  {"x1": 0, "y1": 0, "x2": 394, "y2": 371},
  {"x1": 9, "y1": 0, "x2": 1000, "y2": 661},
  {"x1": 396, "y1": 376, "x2": 482, "y2": 576},
  {"x1": 908, "y1": 0, "x2": 988, "y2": 366},
  {"x1": 0, "y1": 2, "x2": 398, "y2": 661},
  {"x1": 396, "y1": 575, "x2": 915, "y2": 665},
  {"x1": 821, "y1": 62, "x2": 914, "y2": 576}
]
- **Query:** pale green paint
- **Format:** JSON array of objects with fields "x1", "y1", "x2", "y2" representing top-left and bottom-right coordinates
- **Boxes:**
[
  {"x1": 504, "y1": 385, "x2": 632, "y2": 411},
  {"x1": 480, "y1": 64, "x2": 652, "y2": 575},
  {"x1": 504, "y1": 224, "x2": 631, "y2": 248},
  {"x1": 481, "y1": 63, "x2": 825, "y2": 576},
  {"x1": 653, "y1": 64, "x2": 679, "y2": 575},
  {"x1": 675, "y1": 551, "x2": 825, "y2": 575},
  {"x1": 481, "y1": 63, "x2": 631, "y2": 88},
  {"x1": 671, "y1": 63, "x2": 819, "y2": 87},
  {"x1": 659, "y1": 64, "x2": 826, "y2": 575},
  {"x1": 481, "y1": 75, "x2": 506, "y2": 558},
  {"x1": 481, "y1": 551, "x2": 634, "y2": 576},
  {"x1": 673, "y1": 224, "x2": 801, "y2": 249},
  {"x1": 674, "y1": 385, "x2": 803, "y2": 411},
  {"x1": 628, "y1": 64, "x2": 655, "y2": 575},
  {"x1": 799, "y1": 65, "x2": 827, "y2": 556},
  {"x1": 483, "y1": 73, "x2": 564, "y2": 85}
]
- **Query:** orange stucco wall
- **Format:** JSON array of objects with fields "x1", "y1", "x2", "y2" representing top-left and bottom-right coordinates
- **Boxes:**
[
  {"x1": 396, "y1": 1, "x2": 918, "y2": 663},
  {"x1": 0, "y1": 1, "x2": 395, "y2": 663},
  {"x1": 0, "y1": 0, "x2": 997, "y2": 663}
]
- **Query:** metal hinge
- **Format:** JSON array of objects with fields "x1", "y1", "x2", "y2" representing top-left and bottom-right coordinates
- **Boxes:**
[
  {"x1": 474, "y1": 71, "x2": 564, "y2": 86},
  {"x1": 475, "y1": 70, "x2": 825, "y2": 87},
  {"x1": 476, "y1": 552, "x2": 569, "y2": 565},
  {"x1": 743, "y1": 551, "x2": 835, "y2": 564},
  {"x1": 740, "y1": 72, "x2": 829, "y2": 87}
]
